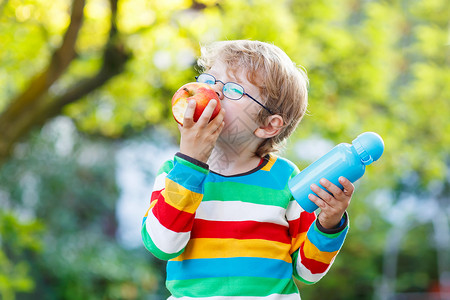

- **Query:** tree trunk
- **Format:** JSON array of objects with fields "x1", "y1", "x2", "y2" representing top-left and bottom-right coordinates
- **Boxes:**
[{"x1": 0, "y1": 0, "x2": 129, "y2": 166}]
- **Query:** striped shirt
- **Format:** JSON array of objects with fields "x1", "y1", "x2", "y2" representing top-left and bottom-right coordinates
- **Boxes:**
[{"x1": 142, "y1": 153, "x2": 349, "y2": 299}]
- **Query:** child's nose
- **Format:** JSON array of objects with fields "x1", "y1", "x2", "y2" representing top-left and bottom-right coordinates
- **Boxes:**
[{"x1": 212, "y1": 83, "x2": 224, "y2": 100}]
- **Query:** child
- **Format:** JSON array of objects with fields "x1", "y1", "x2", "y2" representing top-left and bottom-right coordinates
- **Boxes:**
[{"x1": 142, "y1": 40, "x2": 354, "y2": 299}]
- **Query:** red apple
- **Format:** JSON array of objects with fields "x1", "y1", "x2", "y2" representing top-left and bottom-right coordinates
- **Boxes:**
[{"x1": 171, "y1": 82, "x2": 221, "y2": 125}]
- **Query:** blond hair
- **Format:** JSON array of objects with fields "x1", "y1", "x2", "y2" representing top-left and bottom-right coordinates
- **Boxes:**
[{"x1": 197, "y1": 40, "x2": 309, "y2": 157}]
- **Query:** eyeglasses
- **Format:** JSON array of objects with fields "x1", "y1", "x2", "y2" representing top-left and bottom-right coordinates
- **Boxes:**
[{"x1": 195, "y1": 73, "x2": 273, "y2": 114}]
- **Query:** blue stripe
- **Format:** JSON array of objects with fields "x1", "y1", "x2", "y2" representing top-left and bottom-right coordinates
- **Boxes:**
[
  {"x1": 167, "y1": 160, "x2": 207, "y2": 194},
  {"x1": 206, "y1": 158, "x2": 296, "y2": 190},
  {"x1": 306, "y1": 222, "x2": 348, "y2": 252},
  {"x1": 167, "y1": 257, "x2": 292, "y2": 280}
]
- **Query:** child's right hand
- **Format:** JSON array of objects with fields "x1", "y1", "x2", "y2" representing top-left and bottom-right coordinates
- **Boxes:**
[
  {"x1": 309, "y1": 177, "x2": 354, "y2": 229},
  {"x1": 179, "y1": 99, "x2": 225, "y2": 163}
]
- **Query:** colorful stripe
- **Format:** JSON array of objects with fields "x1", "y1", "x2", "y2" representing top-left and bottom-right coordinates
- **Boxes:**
[
  {"x1": 144, "y1": 212, "x2": 190, "y2": 255},
  {"x1": 260, "y1": 155, "x2": 277, "y2": 171},
  {"x1": 298, "y1": 243, "x2": 331, "y2": 274},
  {"x1": 171, "y1": 238, "x2": 292, "y2": 263},
  {"x1": 288, "y1": 211, "x2": 316, "y2": 235},
  {"x1": 152, "y1": 196, "x2": 195, "y2": 232},
  {"x1": 142, "y1": 153, "x2": 349, "y2": 298},
  {"x1": 168, "y1": 157, "x2": 208, "y2": 194},
  {"x1": 303, "y1": 238, "x2": 339, "y2": 264},
  {"x1": 167, "y1": 257, "x2": 292, "y2": 280},
  {"x1": 206, "y1": 161, "x2": 294, "y2": 191},
  {"x1": 285, "y1": 199, "x2": 304, "y2": 220},
  {"x1": 141, "y1": 221, "x2": 185, "y2": 260},
  {"x1": 162, "y1": 178, "x2": 203, "y2": 214},
  {"x1": 191, "y1": 219, "x2": 291, "y2": 244},
  {"x1": 174, "y1": 154, "x2": 209, "y2": 174},
  {"x1": 167, "y1": 277, "x2": 299, "y2": 298},
  {"x1": 195, "y1": 200, "x2": 288, "y2": 226},
  {"x1": 204, "y1": 181, "x2": 291, "y2": 207},
  {"x1": 289, "y1": 210, "x2": 317, "y2": 252},
  {"x1": 152, "y1": 172, "x2": 166, "y2": 192},
  {"x1": 308, "y1": 221, "x2": 348, "y2": 252}
]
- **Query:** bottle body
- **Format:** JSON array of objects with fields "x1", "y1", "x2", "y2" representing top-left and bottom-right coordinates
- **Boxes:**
[{"x1": 289, "y1": 143, "x2": 366, "y2": 213}]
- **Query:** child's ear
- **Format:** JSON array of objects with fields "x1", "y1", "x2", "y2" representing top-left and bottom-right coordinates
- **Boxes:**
[{"x1": 254, "y1": 115, "x2": 284, "y2": 138}]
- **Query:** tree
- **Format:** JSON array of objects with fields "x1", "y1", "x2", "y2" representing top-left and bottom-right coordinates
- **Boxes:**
[
  {"x1": 0, "y1": 0, "x2": 129, "y2": 164},
  {"x1": 0, "y1": 117, "x2": 164, "y2": 299}
]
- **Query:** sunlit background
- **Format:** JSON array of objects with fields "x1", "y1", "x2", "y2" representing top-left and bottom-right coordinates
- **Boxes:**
[{"x1": 0, "y1": 0, "x2": 449, "y2": 299}]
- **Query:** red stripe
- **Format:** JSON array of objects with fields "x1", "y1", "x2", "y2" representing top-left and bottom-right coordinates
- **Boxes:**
[
  {"x1": 191, "y1": 219, "x2": 291, "y2": 244},
  {"x1": 151, "y1": 189, "x2": 163, "y2": 202},
  {"x1": 289, "y1": 211, "x2": 316, "y2": 237},
  {"x1": 299, "y1": 242, "x2": 330, "y2": 274},
  {"x1": 152, "y1": 192, "x2": 195, "y2": 233}
]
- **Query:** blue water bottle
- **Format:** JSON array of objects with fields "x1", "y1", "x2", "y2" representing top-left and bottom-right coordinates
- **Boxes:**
[{"x1": 288, "y1": 132, "x2": 384, "y2": 213}]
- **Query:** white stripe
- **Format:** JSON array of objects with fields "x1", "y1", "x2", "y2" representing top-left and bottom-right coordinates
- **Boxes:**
[
  {"x1": 286, "y1": 200, "x2": 305, "y2": 221},
  {"x1": 168, "y1": 293, "x2": 301, "y2": 300},
  {"x1": 295, "y1": 258, "x2": 332, "y2": 283},
  {"x1": 153, "y1": 172, "x2": 167, "y2": 192},
  {"x1": 196, "y1": 201, "x2": 288, "y2": 226},
  {"x1": 145, "y1": 210, "x2": 190, "y2": 254}
]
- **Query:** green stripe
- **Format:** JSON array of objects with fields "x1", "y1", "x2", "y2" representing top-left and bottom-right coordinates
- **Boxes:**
[
  {"x1": 314, "y1": 222, "x2": 346, "y2": 239},
  {"x1": 295, "y1": 276, "x2": 315, "y2": 285},
  {"x1": 167, "y1": 276, "x2": 298, "y2": 297},
  {"x1": 141, "y1": 222, "x2": 184, "y2": 261},
  {"x1": 291, "y1": 250, "x2": 314, "y2": 284},
  {"x1": 158, "y1": 160, "x2": 174, "y2": 176},
  {"x1": 204, "y1": 181, "x2": 291, "y2": 208},
  {"x1": 175, "y1": 155, "x2": 209, "y2": 174}
]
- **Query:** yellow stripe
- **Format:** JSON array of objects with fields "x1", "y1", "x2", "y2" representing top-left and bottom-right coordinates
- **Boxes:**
[
  {"x1": 261, "y1": 154, "x2": 277, "y2": 171},
  {"x1": 143, "y1": 200, "x2": 158, "y2": 218},
  {"x1": 143, "y1": 207, "x2": 152, "y2": 218},
  {"x1": 172, "y1": 238, "x2": 292, "y2": 263},
  {"x1": 163, "y1": 178, "x2": 203, "y2": 214},
  {"x1": 290, "y1": 232, "x2": 306, "y2": 254},
  {"x1": 149, "y1": 200, "x2": 157, "y2": 209},
  {"x1": 303, "y1": 238, "x2": 339, "y2": 264}
]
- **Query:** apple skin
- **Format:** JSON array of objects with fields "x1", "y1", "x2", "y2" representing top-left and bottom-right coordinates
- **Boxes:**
[{"x1": 171, "y1": 82, "x2": 221, "y2": 125}]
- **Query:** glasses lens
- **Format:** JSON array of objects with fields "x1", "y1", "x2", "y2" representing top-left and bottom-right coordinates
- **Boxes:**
[
  {"x1": 197, "y1": 74, "x2": 216, "y2": 85},
  {"x1": 223, "y1": 83, "x2": 244, "y2": 100}
]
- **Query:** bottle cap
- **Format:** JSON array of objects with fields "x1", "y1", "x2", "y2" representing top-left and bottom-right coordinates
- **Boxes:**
[{"x1": 352, "y1": 132, "x2": 384, "y2": 165}]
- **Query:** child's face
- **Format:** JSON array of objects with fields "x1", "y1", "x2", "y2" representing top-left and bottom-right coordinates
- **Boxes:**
[{"x1": 207, "y1": 61, "x2": 264, "y2": 145}]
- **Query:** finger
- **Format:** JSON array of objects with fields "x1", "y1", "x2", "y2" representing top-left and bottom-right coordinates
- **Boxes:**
[
  {"x1": 310, "y1": 183, "x2": 334, "y2": 204},
  {"x1": 308, "y1": 193, "x2": 328, "y2": 210},
  {"x1": 208, "y1": 108, "x2": 225, "y2": 129},
  {"x1": 209, "y1": 111, "x2": 225, "y2": 137},
  {"x1": 319, "y1": 178, "x2": 344, "y2": 199},
  {"x1": 183, "y1": 100, "x2": 196, "y2": 127},
  {"x1": 197, "y1": 100, "x2": 218, "y2": 125},
  {"x1": 212, "y1": 121, "x2": 225, "y2": 136},
  {"x1": 339, "y1": 177, "x2": 355, "y2": 196},
  {"x1": 217, "y1": 107, "x2": 226, "y2": 122}
]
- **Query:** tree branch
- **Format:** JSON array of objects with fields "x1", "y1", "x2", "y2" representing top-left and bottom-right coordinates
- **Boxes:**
[
  {"x1": 4, "y1": 0, "x2": 85, "y2": 120},
  {"x1": 36, "y1": 0, "x2": 130, "y2": 123},
  {"x1": 0, "y1": 0, "x2": 85, "y2": 162},
  {"x1": 44, "y1": 38, "x2": 130, "y2": 122},
  {"x1": 0, "y1": 0, "x2": 130, "y2": 165}
]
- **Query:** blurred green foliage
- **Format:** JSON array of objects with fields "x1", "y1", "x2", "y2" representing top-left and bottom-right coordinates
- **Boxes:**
[
  {"x1": 0, "y1": 119, "x2": 162, "y2": 299},
  {"x1": 0, "y1": 0, "x2": 449, "y2": 299}
]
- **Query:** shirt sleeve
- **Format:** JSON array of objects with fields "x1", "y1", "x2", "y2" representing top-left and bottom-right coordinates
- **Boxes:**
[
  {"x1": 289, "y1": 203, "x2": 349, "y2": 284},
  {"x1": 141, "y1": 153, "x2": 209, "y2": 260}
]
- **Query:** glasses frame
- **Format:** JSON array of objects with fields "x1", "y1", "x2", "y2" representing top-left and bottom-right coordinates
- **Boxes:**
[{"x1": 195, "y1": 73, "x2": 273, "y2": 114}]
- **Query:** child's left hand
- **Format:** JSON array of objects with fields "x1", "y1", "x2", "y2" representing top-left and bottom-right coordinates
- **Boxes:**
[{"x1": 309, "y1": 177, "x2": 354, "y2": 229}]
